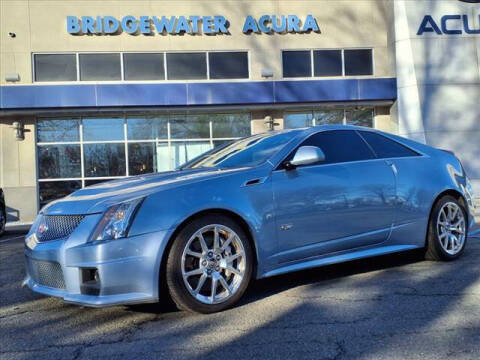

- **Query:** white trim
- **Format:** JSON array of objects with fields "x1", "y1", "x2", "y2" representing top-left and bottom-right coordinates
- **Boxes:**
[
  {"x1": 79, "y1": 120, "x2": 85, "y2": 187},
  {"x1": 206, "y1": 52, "x2": 211, "y2": 80},
  {"x1": 124, "y1": 117, "x2": 129, "y2": 176},
  {"x1": 120, "y1": 53, "x2": 125, "y2": 81},
  {"x1": 163, "y1": 52, "x2": 168, "y2": 80},
  {"x1": 76, "y1": 53, "x2": 80, "y2": 81}
]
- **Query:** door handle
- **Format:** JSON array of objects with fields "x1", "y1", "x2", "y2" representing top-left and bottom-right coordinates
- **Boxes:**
[{"x1": 385, "y1": 160, "x2": 398, "y2": 175}]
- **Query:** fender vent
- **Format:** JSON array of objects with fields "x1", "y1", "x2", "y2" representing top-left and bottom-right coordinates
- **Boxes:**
[{"x1": 242, "y1": 177, "x2": 267, "y2": 187}]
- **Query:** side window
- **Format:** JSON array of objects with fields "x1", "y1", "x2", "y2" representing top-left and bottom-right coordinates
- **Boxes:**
[
  {"x1": 289, "y1": 130, "x2": 375, "y2": 166},
  {"x1": 359, "y1": 131, "x2": 419, "y2": 158}
]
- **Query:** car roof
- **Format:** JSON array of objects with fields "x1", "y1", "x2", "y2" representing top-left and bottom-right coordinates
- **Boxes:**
[{"x1": 272, "y1": 124, "x2": 376, "y2": 136}]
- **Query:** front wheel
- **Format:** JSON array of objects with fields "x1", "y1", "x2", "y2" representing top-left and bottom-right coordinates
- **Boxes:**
[
  {"x1": 425, "y1": 195, "x2": 468, "y2": 261},
  {"x1": 166, "y1": 214, "x2": 253, "y2": 313}
]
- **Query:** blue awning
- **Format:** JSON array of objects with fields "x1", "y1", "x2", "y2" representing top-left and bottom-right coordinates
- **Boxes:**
[{"x1": 0, "y1": 78, "x2": 396, "y2": 110}]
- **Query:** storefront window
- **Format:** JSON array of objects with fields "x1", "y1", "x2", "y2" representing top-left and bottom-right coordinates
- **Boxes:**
[
  {"x1": 209, "y1": 52, "x2": 249, "y2": 79},
  {"x1": 284, "y1": 108, "x2": 374, "y2": 129},
  {"x1": 127, "y1": 116, "x2": 168, "y2": 140},
  {"x1": 211, "y1": 113, "x2": 251, "y2": 138},
  {"x1": 123, "y1": 53, "x2": 165, "y2": 81},
  {"x1": 34, "y1": 54, "x2": 77, "y2": 82},
  {"x1": 170, "y1": 114, "x2": 210, "y2": 139},
  {"x1": 37, "y1": 118, "x2": 80, "y2": 142},
  {"x1": 38, "y1": 145, "x2": 81, "y2": 179},
  {"x1": 166, "y1": 53, "x2": 207, "y2": 80},
  {"x1": 171, "y1": 141, "x2": 213, "y2": 169},
  {"x1": 79, "y1": 53, "x2": 122, "y2": 81},
  {"x1": 39, "y1": 181, "x2": 82, "y2": 208},
  {"x1": 345, "y1": 108, "x2": 374, "y2": 127},
  {"x1": 314, "y1": 110, "x2": 345, "y2": 125},
  {"x1": 284, "y1": 112, "x2": 314, "y2": 128},
  {"x1": 128, "y1": 142, "x2": 159, "y2": 175},
  {"x1": 282, "y1": 51, "x2": 311, "y2": 78},
  {"x1": 83, "y1": 143, "x2": 126, "y2": 177},
  {"x1": 344, "y1": 49, "x2": 373, "y2": 76},
  {"x1": 37, "y1": 113, "x2": 251, "y2": 206},
  {"x1": 313, "y1": 50, "x2": 343, "y2": 77},
  {"x1": 282, "y1": 48, "x2": 374, "y2": 78},
  {"x1": 34, "y1": 51, "x2": 250, "y2": 82},
  {"x1": 83, "y1": 117, "x2": 124, "y2": 141}
]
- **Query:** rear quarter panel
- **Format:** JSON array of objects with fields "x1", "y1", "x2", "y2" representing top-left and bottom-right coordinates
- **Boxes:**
[{"x1": 387, "y1": 135, "x2": 474, "y2": 246}]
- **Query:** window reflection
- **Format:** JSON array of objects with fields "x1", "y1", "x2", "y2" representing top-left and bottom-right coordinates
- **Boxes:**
[
  {"x1": 39, "y1": 181, "x2": 81, "y2": 208},
  {"x1": 284, "y1": 113, "x2": 313, "y2": 128},
  {"x1": 313, "y1": 110, "x2": 344, "y2": 125},
  {"x1": 170, "y1": 114, "x2": 210, "y2": 139},
  {"x1": 127, "y1": 116, "x2": 167, "y2": 140},
  {"x1": 284, "y1": 108, "x2": 373, "y2": 129},
  {"x1": 37, "y1": 119, "x2": 80, "y2": 142},
  {"x1": 84, "y1": 143, "x2": 126, "y2": 177},
  {"x1": 171, "y1": 142, "x2": 213, "y2": 169},
  {"x1": 346, "y1": 109, "x2": 373, "y2": 127},
  {"x1": 128, "y1": 142, "x2": 163, "y2": 175},
  {"x1": 37, "y1": 113, "x2": 251, "y2": 205},
  {"x1": 211, "y1": 114, "x2": 250, "y2": 138},
  {"x1": 38, "y1": 145, "x2": 81, "y2": 179},
  {"x1": 83, "y1": 117, "x2": 124, "y2": 141},
  {"x1": 84, "y1": 179, "x2": 108, "y2": 187}
]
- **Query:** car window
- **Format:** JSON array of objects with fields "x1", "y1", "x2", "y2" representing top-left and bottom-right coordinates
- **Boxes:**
[
  {"x1": 285, "y1": 130, "x2": 375, "y2": 166},
  {"x1": 183, "y1": 131, "x2": 300, "y2": 170},
  {"x1": 358, "y1": 131, "x2": 419, "y2": 158}
]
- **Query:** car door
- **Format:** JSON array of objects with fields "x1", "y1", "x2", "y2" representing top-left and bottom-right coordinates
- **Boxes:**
[{"x1": 271, "y1": 130, "x2": 396, "y2": 264}]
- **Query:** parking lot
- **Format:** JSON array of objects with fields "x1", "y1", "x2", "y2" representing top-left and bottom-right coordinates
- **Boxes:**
[{"x1": 2, "y1": 230, "x2": 480, "y2": 360}]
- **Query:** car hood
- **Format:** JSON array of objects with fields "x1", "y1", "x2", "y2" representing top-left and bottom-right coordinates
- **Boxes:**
[{"x1": 42, "y1": 167, "x2": 245, "y2": 215}]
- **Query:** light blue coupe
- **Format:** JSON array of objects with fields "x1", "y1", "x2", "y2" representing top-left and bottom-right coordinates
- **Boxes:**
[{"x1": 24, "y1": 125, "x2": 476, "y2": 313}]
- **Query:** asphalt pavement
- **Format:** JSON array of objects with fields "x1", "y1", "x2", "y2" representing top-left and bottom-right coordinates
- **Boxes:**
[{"x1": 1, "y1": 229, "x2": 480, "y2": 360}]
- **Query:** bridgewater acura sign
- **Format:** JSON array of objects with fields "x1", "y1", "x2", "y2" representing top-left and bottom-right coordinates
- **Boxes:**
[{"x1": 66, "y1": 14, "x2": 320, "y2": 35}]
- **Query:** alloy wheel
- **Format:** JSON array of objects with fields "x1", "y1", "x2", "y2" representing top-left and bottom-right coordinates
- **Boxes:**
[
  {"x1": 181, "y1": 224, "x2": 246, "y2": 305},
  {"x1": 437, "y1": 202, "x2": 466, "y2": 255}
]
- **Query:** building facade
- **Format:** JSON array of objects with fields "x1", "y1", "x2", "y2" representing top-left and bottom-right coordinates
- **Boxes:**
[{"x1": 0, "y1": 0, "x2": 477, "y2": 225}]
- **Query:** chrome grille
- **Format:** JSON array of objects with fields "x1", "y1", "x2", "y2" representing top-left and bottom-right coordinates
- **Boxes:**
[
  {"x1": 37, "y1": 215, "x2": 85, "y2": 242},
  {"x1": 26, "y1": 258, "x2": 65, "y2": 289}
]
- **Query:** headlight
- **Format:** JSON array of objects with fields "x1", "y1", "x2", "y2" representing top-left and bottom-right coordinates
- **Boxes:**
[{"x1": 90, "y1": 198, "x2": 144, "y2": 242}]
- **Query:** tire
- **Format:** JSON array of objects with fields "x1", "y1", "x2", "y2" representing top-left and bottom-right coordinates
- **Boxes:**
[
  {"x1": 166, "y1": 214, "x2": 253, "y2": 313},
  {"x1": 425, "y1": 195, "x2": 468, "y2": 261},
  {"x1": 0, "y1": 211, "x2": 5, "y2": 237}
]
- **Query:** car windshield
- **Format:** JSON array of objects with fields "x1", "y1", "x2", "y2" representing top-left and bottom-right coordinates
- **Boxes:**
[{"x1": 181, "y1": 130, "x2": 300, "y2": 170}]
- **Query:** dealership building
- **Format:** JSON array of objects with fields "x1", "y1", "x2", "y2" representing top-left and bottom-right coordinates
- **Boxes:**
[{"x1": 0, "y1": 0, "x2": 479, "y2": 225}]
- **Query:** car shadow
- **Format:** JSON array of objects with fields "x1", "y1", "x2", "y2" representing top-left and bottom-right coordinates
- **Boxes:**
[{"x1": 129, "y1": 248, "x2": 426, "y2": 314}]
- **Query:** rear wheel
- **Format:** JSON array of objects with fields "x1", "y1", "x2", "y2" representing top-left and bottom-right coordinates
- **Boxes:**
[
  {"x1": 166, "y1": 214, "x2": 253, "y2": 313},
  {"x1": 425, "y1": 195, "x2": 468, "y2": 261}
]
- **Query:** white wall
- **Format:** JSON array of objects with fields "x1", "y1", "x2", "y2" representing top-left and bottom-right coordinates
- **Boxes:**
[{"x1": 394, "y1": 0, "x2": 480, "y2": 193}]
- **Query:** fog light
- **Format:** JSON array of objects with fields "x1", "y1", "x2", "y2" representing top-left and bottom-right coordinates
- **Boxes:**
[{"x1": 80, "y1": 268, "x2": 100, "y2": 296}]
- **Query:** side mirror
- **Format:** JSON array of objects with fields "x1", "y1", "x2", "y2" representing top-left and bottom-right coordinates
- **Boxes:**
[{"x1": 285, "y1": 146, "x2": 325, "y2": 170}]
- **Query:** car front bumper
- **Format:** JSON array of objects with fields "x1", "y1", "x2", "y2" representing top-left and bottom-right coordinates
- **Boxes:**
[{"x1": 24, "y1": 214, "x2": 170, "y2": 307}]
